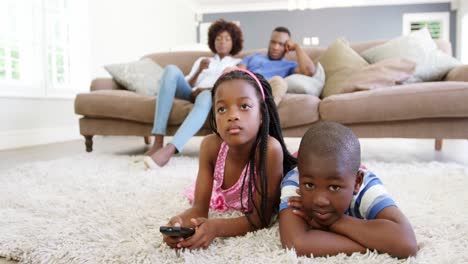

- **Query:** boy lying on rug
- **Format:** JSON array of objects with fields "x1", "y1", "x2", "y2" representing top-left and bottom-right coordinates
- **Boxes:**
[
  {"x1": 162, "y1": 69, "x2": 297, "y2": 249},
  {"x1": 279, "y1": 122, "x2": 418, "y2": 258}
]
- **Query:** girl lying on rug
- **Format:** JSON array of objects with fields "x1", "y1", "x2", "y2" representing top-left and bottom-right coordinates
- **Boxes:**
[
  {"x1": 162, "y1": 68, "x2": 296, "y2": 249},
  {"x1": 279, "y1": 122, "x2": 418, "y2": 258}
]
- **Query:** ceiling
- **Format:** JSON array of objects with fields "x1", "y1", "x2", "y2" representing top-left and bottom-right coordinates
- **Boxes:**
[
  {"x1": 191, "y1": 0, "x2": 452, "y2": 13},
  {"x1": 194, "y1": 0, "x2": 284, "y2": 3}
]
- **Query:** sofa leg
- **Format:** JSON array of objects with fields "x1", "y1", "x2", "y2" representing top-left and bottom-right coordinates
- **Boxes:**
[
  {"x1": 144, "y1": 136, "x2": 151, "y2": 145},
  {"x1": 84, "y1": 135, "x2": 94, "y2": 152},
  {"x1": 435, "y1": 138, "x2": 443, "y2": 151}
]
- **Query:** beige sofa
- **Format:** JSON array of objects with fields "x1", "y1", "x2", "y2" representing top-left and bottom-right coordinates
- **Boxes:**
[{"x1": 75, "y1": 39, "x2": 468, "y2": 152}]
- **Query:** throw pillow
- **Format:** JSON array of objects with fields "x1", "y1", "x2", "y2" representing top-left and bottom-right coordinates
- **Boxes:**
[
  {"x1": 285, "y1": 62, "x2": 326, "y2": 97},
  {"x1": 104, "y1": 58, "x2": 164, "y2": 96},
  {"x1": 342, "y1": 58, "x2": 416, "y2": 93},
  {"x1": 445, "y1": 65, "x2": 468, "y2": 82},
  {"x1": 318, "y1": 38, "x2": 369, "y2": 98},
  {"x1": 269, "y1": 76, "x2": 288, "y2": 106},
  {"x1": 361, "y1": 27, "x2": 461, "y2": 82}
]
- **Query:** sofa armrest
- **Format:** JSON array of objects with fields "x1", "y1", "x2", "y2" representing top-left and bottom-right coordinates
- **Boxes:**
[
  {"x1": 444, "y1": 65, "x2": 468, "y2": 82},
  {"x1": 90, "y1": 78, "x2": 125, "y2": 91}
]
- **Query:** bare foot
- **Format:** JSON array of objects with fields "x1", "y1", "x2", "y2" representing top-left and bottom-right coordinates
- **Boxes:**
[
  {"x1": 149, "y1": 144, "x2": 177, "y2": 167},
  {"x1": 144, "y1": 136, "x2": 164, "y2": 156}
]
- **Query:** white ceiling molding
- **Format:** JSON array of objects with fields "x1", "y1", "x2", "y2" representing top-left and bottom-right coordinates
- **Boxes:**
[{"x1": 193, "y1": 0, "x2": 451, "y2": 14}]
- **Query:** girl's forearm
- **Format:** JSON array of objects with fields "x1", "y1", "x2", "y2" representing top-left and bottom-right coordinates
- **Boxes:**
[
  {"x1": 210, "y1": 216, "x2": 253, "y2": 237},
  {"x1": 178, "y1": 207, "x2": 208, "y2": 226}
]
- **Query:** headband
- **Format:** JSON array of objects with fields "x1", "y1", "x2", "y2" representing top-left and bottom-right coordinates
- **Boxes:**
[{"x1": 221, "y1": 67, "x2": 265, "y2": 101}]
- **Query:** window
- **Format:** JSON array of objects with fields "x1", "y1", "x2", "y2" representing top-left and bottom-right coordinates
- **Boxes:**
[
  {"x1": 198, "y1": 22, "x2": 212, "y2": 46},
  {"x1": 0, "y1": 0, "x2": 38, "y2": 89},
  {"x1": 402, "y1": 12, "x2": 450, "y2": 41},
  {"x1": 0, "y1": 0, "x2": 89, "y2": 98},
  {"x1": 46, "y1": 0, "x2": 71, "y2": 88},
  {"x1": 462, "y1": 11, "x2": 468, "y2": 63}
]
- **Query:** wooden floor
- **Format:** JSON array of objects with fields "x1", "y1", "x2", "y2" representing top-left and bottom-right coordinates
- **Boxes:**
[{"x1": 1, "y1": 136, "x2": 467, "y2": 263}]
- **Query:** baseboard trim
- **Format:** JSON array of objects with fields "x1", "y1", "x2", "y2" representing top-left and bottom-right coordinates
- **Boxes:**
[{"x1": 0, "y1": 126, "x2": 81, "y2": 150}]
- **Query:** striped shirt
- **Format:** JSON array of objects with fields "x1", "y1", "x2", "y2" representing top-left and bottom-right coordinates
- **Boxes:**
[{"x1": 279, "y1": 168, "x2": 396, "y2": 220}]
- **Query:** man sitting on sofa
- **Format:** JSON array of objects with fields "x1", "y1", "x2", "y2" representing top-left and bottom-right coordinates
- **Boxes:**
[{"x1": 238, "y1": 26, "x2": 316, "y2": 104}]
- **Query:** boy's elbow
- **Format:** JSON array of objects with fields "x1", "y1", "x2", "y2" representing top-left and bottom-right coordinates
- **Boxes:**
[
  {"x1": 281, "y1": 234, "x2": 302, "y2": 253},
  {"x1": 401, "y1": 241, "x2": 419, "y2": 258},
  {"x1": 392, "y1": 239, "x2": 418, "y2": 258},
  {"x1": 281, "y1": 236, "x2": 313, "y2": 257},
  {"x1": 280, "y1": 233, "x2": 295, "y2": 250}
]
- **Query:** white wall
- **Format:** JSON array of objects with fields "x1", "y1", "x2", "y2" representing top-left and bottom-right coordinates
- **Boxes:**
[
  {"x1": 455, "y1": 0, "x2": 468, "y2": 63},
  {"x1": 0, "y1": 0, "x2": 197, "y2": 150},
  {"x1": 89, "y1": 0, "x2": 197, "y2": 77},
  {"x1": 0, "y1": 97, "x2": 80, "y2": 150}
]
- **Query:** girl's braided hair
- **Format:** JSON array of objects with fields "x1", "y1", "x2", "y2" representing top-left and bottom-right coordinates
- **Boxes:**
[{"x1": 209, "y1": 70, "x2": 297, "y2": 228}]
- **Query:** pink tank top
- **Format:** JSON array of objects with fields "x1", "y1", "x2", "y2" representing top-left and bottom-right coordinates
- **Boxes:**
[{"x1": 184, "y1": 141, "x2": 255, "y2": 212}]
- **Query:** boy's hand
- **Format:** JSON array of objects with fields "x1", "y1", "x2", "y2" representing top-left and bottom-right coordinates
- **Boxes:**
[
  {"x1": 287, "y1": 196, "x2": 303, "y2": 210},
  {"x1": 288, "y1": 196, "x2": 338, "y2": 230},
  {"x1": 290, "y1": 206, "x2": 329, "y2": 231},
  {"x1": 177, "y1": 217, "x2": 217, "y2": 249},
  {"x1": 288, "y1": 196, "x2": 323, "y2": 229}
]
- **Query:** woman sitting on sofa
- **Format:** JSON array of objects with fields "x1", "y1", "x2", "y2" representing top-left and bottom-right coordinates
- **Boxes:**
[{"x1": 144, "y1": 19, "x2": 244, "y2": 168}]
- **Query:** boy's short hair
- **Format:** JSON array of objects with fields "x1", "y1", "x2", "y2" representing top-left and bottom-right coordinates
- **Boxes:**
[
  {"x1": 273, "y1": 26, "x2": 291, "y2": 37},
  {"x1": 298, "y1": 122, "x2": 361, "y2": 173}
]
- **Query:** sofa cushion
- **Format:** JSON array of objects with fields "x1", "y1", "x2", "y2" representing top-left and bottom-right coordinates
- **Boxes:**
[
  {"x1": 76, "y1": 90, "x2": 320, "y2": 130},
  {"x1": 277, "y1": 94, "x2": 321, "y2": 128},
  {"x1": 342, "y1": 58, "x2": 416, "y2": 93},
  {"x1": 104, "y1": 58, "x2": 164, "y2": 96},
  {"x1": 319, "y1": 38, "x2": 369, "y2": 98},
  {"x1": 319, "y1": 82, "x2": 468, "y2": 124},
  {"x1": 285, "y1": 62, "x2": 325, "y2": 96},
  {"x1": 75, "y1": 90, "x2": 193, "y2": 126},
  {"x1": 361, "y1": 28, "x2": 461, "y2": 83},
  {"x1": 445, "y1": 65, "x2": 468, "y2": 82}
]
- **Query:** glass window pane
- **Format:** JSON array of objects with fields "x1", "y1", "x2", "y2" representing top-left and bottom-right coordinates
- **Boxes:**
[
  {"x1": 48, "y1": 53, "x2": 52, "y2": 67},
  {"x1": 12, "y1": 60, "x2": 19, "y2": 71},
  {"x1": 12, "y1": 71, "x2": 20, "y2": 80},
  {"x1": 56, "y1": 54, "x2": 64, "y2": 66},
  {"x1": 0, "y1": 47, "x2": 5, "y2": 57},
  {"x1": 11, "y1": 48, "x2": 19, "y2": 59},
  {"x1": 55, "y1": 20, "x2": 61, "y2": 40}
]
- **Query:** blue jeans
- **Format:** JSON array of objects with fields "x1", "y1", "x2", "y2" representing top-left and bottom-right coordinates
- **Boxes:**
[{"x1": 152, "y1": 65, "x2": 212, "y2": 152}]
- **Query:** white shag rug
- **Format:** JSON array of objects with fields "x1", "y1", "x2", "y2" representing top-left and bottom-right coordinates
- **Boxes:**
[{"x1": 1, "y1": 154, "x2": 468, "y2": 264}]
